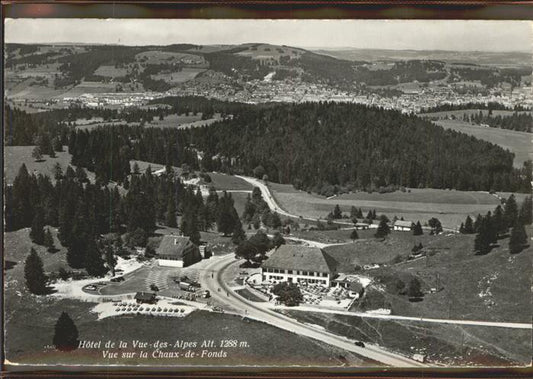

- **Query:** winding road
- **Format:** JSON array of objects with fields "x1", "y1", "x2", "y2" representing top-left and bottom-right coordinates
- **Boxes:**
[
  {"x1": 199, "y1": 253, "x2": 426, "y2": 367},
  {"x1": 235, "y1": 175, "x2": 355, "y2": 227},
  {"x1": 235, "y1": 175, "x2": 458, "y2": 232},
  {"x1": 198, "y1": 175, "x2": 530, "y2": 366}
]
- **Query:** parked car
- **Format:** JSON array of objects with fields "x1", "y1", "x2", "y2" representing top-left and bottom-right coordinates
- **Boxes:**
[{"x1": 354, "y1": 341, "x2": 365, "y2": 348}]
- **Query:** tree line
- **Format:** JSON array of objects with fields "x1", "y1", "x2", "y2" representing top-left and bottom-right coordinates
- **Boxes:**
[
  {"x1": 458, "y1": 194, "x2": 531, "y2": 254},
  {"x1": 10, "y1": 162, "x2": 244, "y2": 291},
  {"x1": 420, "y1": 102, "x2": 530, "y2": 113},
  {"x1": 64, "y1": 102, "x2": 531, "y2": 195},
  {"x1": 463, "y1": 111, "x2": 532, "y2": 133}
]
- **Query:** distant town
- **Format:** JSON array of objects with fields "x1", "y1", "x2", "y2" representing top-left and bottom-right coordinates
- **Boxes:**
[{"x1": 4, "y1": 40, "x2": 533, "y2": 370}]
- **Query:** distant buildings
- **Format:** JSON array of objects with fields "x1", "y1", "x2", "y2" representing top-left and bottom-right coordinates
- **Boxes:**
[
  {"x1": 261, "y1": 245, "x2": 338, "y2": 287},
  {"x1": 393, "y1": 220, "x2": 414, "y2": 232},
  {"x1": 156, "y1": 235, "x2": 202, "y2": 268}
]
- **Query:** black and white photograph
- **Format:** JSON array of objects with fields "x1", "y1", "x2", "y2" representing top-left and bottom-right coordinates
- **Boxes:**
[{"x1": 3, "y1": 16, "x2": 532, "y2": 371}]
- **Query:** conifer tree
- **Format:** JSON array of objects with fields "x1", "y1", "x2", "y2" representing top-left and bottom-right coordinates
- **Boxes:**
[
  {"x1": 85, "y1": 239, "x2": 107, "y2": 277},
  {"x1": 485, "y1": 212, "x2": 498, "y2": 244},
  {"x1": 104, "y1": 243, "x2": 117, "y2": 276},
  {"x1": 188, "y1": 214, "x2": 201, "y2": 246},
  {"x1": 165, "y1": 197, "x2": 177, "y2": 227},
  {"x1": 493, "y1": 205, "x2": 507, "y2": 237},
  {"x1": 271, "y1": 212, "x2": 282, "y2": 229},
  {"x1": 375, "y1": 217, "x2": 390, "y2": 238},
  {"x1": 519, "y1": 196, "x2": 532, "y2": 225},
  {"x1": 24, "y1": 248, "x2": 48, "y2": 294},
  {"x1": 44, "y1": 228, "x2": 55, "y2": 252},
  {"x1": 350, "y1": 229, "x2": 359, "y2": 241},
  {"x1": 333, "y1": 204, "x2": 342, "y2": 219},
  {"x1": 407, "y1": 278, "x2": 423, "y2": 298},
  {"x1": 12, "y1": 164, "x2": 34, "y2": 229},
  {"x1": 509, "y1": 221, "x2": 528, "y2": 254},
  {"x1": 473, "y1": 214, "x2": 483, "y2": 233},
  {"x1": 30, "y1": 209, "x2": 45, "y2": 245},
  {"x1": 67, "y1": 199, "x2": 91, "y2": 268},
  {"x1": 217, "y1": 192, "x2": 236, "y2": 236},
  {"x1": 464, "y1": 215, "x2": 475, "y2": 234},
  {"x1": 53, "y1": 312, "x2": 79, "y2": 351},
  {"x1": 412, "y1": 221, "x2": 423, "y2": 235},
  {"x1": 474, "y1": 218, "x2": 491, "y2": 255},
  {"x1": 272, "y1": 232, "x2": 286, "y2": 248},
  {"x1": 232, "y1": 216, "x2": 246, "y2": 245},
  {"x1": 504, "y1": 194, "x2": 518, "y2": 228}
]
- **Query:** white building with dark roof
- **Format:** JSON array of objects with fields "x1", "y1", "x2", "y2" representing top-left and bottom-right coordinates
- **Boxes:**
[
  {"x1": 156, "y1": 235, "x2": 202, "y2": 268},
  {"x1": 261, "y1": 245, "x2": 338, "y2": 287},
  {"x1": 393, "y1": 220, "x2": 414, "y2": 231}
]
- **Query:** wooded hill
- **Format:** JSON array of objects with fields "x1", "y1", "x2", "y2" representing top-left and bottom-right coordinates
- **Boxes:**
[
  {"x1": 66, "y1": 101, "x2": 531, "y2": 194},
  {"x1": 6, "y1": 43, "x2": 528, "y2": 90}
]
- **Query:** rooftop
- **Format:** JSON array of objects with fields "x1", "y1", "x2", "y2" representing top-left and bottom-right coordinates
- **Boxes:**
[
  {"x1": 394, "y1": 220, "x2": 413, "y2": 228},
  {"x1": 156, "y1": 235, "x2": 197, "y2": 258},
  {"x1": 262, "y1": 245, "x2": 337, "y2": 274}
]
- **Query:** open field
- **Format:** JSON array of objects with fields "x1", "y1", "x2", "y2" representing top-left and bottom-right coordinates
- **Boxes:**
[
  {"x1": 6, "y1": 63, "x2": 62, "y2": 80},
  {"x1": 434, "y1": 119, "x2": 533, "y2": 167},
  {"x1": 280, "y1": 310, "x2": 530, "y2": 366},
  {"x1": 226, "y1": 191, "x2": 249, "y2": 219},
  {"x1": 145, "y1": 113, "x2": 223, "y2": 129},
  {"x1": 58, "y1": 81, "x2": 119, "y2": 97},
  {"x1": 324, "y1": 230, "x2": 449, "y2": 270},
  {"x1": 4, "y1": 227, "x2": 72, "y2": 295},
  {"x1": 334, "y1": 188, "x2": 499, "y2": 205},
  {"x1": 4, "y1": 146, "x2": 76, "y2": 184},
  {"x1": 6, "y1": 81, "x2": 69, "y2": 100},
  {"x1": 208, "y1": 172, "x2": 253, "y2": 191},
  {"x1": 268, "y1": 185, "x2": 501, "y2": 229},
  {"x1": 290, "y1": 229, "x2": 360, "y2": 244},
  {"x1": 129, "y1": 160, "x2": 181, "y2": 176},
  {"x1": 369, "y1": 230, "x2": 532, "y2": 324},
  {"x1": 151, "y1": 68, "x2": 207, "y2": 84},
  {"x1": 324, "y1": 228, "x2": 532, "y2": 324}
]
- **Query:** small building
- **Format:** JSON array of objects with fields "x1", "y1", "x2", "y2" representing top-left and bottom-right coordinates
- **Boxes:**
[
  {"x1": 332, "y1": 273, "x2": 365, "y2": 298},
  {"x1": 348, "y1": 281, "x2": 364, "y2": 298},
  {"x1": 393, "y1": 220, "x2": 413, "y2": 232},
  {"x1": 261, "y1": 245, "x2": 338, "y2": 287},
  {"x1": 134, "y1": 292, "x2": 157, "y2": 304},
  {"x1": 354, "y1": 223, "x2": 370, "y2": 230},
  {"x1": 156, "y1": 235, "x2": 202, "y2": 268}
]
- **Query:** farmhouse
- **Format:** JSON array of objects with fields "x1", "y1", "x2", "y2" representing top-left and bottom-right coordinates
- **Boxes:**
[
  {"x1": 393, "y1": 220, "x2": 413, "y2": 231},
  {"x1": 261, "y1": 245, "x2": 338, "y2": 287},
  {"x1": 156, "y1": 235, "x2": 202, "y2": 268}
]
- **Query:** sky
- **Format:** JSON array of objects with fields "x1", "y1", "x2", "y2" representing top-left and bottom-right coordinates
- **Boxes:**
[{"x1": 4, "y1": 19, "x2": 533, "y2": 52}]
